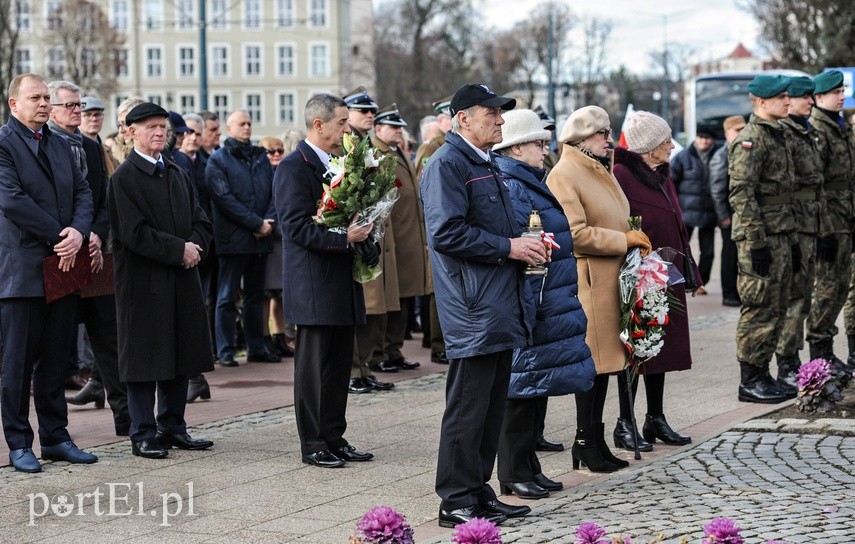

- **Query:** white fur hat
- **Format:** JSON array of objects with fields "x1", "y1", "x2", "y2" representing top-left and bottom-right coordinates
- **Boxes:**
[{"x1": 493, "y1": 109, "x2": 551, "y2": 152}]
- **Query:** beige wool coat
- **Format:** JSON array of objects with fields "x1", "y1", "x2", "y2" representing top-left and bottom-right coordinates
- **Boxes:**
[
  {"x1": 373, "y1": 136, "x2": 432, "y2": 298},
  {"x1": 546, "y1": 145, "x2": 630, "y2": 375},
  {"x1": 362, "y1": 217, "x2": 400, "y2": 315}
]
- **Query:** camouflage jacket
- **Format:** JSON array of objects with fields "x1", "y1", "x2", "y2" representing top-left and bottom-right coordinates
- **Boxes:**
[
  {"x1": 728, "y1": 114, "x2": 796, "y2": 249},
  {"x1": 414, "y1": 132, "x2": 445, "y2": 179},
  {"x1": 810, "y1": 108, "x2": 855, "y2": 234},
  {"x1": 780, "y1": 116, "x2": 824, "y2": 235}
]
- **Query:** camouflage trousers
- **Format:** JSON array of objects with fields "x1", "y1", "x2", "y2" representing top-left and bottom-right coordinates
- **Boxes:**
[
  {"x1": 776, "y1": 233, "x2": 816, "y2": 357},
  {"x1": 807, "y1": 232, "x2": 852, "y2": 342},
  {"x1": 843, "y1": 249, "x2": 855, "y2": 335},
  {"x1": 736, "y1": 235, "x2": 792, "y2": 367}
]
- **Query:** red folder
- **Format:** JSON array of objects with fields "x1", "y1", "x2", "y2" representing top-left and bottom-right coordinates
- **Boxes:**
[
  {"x1": 42, "y1": 246, "x2": 92, "y2": 303},
  {"x1": 81, "y1": 253, "x2": 115, "y2": 299}
]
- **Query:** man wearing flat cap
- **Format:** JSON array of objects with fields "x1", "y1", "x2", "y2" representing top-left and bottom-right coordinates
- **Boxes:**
[
  {"x1": 728, "y1": 74, "x2": 798, "y2": 404},
  {"x1": 421, "y1": 83, "x2": 549, "y2": 527},
  {"x1": 107, "y1": 102, "x2": 215, "y2": 459},
  {"x1": 774, "y1": 76, "x2": 825, "y2": 389},
  {"x1": 343, "y1": 85, "x2": 378, "y2": 139}
]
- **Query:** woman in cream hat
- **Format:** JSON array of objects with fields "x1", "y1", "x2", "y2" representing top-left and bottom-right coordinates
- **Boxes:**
[
  {"x1": 546, "y1": 105, "x2": 651, "y2": 473},
  {"x1": 492, "y1": 109, "x2": 595, "y2": 499}
]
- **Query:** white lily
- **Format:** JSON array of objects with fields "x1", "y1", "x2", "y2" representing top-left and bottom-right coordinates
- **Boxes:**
[{"x1": 363, "y1": 151, "x2": 381, "y2": 168}]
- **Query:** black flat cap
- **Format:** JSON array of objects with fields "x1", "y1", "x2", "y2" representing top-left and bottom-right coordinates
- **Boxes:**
[{"x1": 125, "y1": 102, "x2": 169, "y2": 126}]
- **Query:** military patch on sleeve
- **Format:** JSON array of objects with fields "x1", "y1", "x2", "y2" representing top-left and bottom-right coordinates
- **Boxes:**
[{"x1": 741, "y1": 141, "x2": 753, "y2": 149}]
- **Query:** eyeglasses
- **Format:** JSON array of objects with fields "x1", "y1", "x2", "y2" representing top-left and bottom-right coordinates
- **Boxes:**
[
  {"x1": 595, "y1": 128, "x2": 612, "y2": 139},
  {"x1": 82, "y1": 111, "x2": 104, "y2": 118},
  {"x1": 266, "y1": 148, "x2": 285, "y2": 155},
  {"x1": 527, "y1": 140, "x2": 548, "y2": 150},
  {"x1": 52, "y1": 102, "x2": 85, "y2": 110}
]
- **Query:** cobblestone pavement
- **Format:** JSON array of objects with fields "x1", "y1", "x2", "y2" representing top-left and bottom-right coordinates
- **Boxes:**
[{"x1": 454, "y1": 430, "x2": 855, "y2": 544}]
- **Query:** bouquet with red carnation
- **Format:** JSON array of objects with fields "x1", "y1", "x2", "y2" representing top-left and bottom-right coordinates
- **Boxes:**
[{"x1": 314, "y1": 132, "x2": 399, "y2": 282}]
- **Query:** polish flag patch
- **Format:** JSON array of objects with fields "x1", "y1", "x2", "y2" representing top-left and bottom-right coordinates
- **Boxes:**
[{"x1": 741, "y1": 141, "x2": 753, "y2": 149}]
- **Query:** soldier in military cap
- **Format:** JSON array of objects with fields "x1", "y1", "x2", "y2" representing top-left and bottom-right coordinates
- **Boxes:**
[
  {"x1": 807, "y1": 70, "x2": 855, "y2": 374},
  {"x1": 343, "y1": 86, "x2": 379, "y2": 139},
  {"x1": 533, "y1": 105, "x2": 559, "y2": 174},
  {"x1": 728, "y1": 75, "x2": 798, "y2": 404},
  {"x1": 774, "y1": 76, "x2": 825, "y2": 390}
]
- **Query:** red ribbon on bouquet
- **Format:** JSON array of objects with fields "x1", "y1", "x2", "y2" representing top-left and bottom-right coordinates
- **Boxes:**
[{"x1": 540, "y1": 231, "x2": 561, "y2": 250}]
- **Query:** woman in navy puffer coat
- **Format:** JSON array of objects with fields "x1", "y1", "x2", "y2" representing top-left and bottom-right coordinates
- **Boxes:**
[{"x1": 493, "y1": 110, "x2": 595, "y2": 500}]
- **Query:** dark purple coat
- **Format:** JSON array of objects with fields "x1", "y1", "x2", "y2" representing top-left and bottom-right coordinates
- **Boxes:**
[{"x1": 613, "y1": 147, "x2": 701, "y2": 374}]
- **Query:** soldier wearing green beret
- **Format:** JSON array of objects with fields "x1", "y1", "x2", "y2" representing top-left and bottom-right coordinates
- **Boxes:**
[
  {"x1": 728, "y1": 75, "x2": 799, "y2": 404},
  {"x1": 774, "y1": 76, "x2": 825, "y2": 390},
  {"x1": 807, "y1": 70, "x2": 855, "y2": 376}
]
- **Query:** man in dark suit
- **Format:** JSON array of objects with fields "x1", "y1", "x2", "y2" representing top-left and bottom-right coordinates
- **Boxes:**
[
  {"x1": 274, "y1": 93, "x2": 375, "y2": 468},
  {"x1": 47, "y1": 80, "x2": 131, "y2": 436},
  {"x1": 0, "y1": 73, "x2": 96, "y2": 473}
]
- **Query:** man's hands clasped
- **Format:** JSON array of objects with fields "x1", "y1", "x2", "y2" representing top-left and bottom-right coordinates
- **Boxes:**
[
  {"x1": 53, "y1": 227, "x2": 84, "y2": 272},
  {"x1": 509, "y1": 236, "x2": 552, "y2": 267}
]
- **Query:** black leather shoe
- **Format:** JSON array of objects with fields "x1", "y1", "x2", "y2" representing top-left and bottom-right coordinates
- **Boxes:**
[
  {"x1": 132, "y1": 439, "x2": 168, "y2": 459},
  {"x1": 480, "y1": 498, "x2": 530, "y2": 518},
  {"x1": 219, "y1": 354, "x2": 238, "y2": 367},
  {"x1": 738, "y1": 376, "x2": 790, "y2": 404},
  {"x1": 533, "y1": 473, "x2": 563, "y2": 491},
  {"x1": 431, "y1": 352, "x2": 449, "y2": 364},
  {"x1": 642, "y1": 414, "x2": 692, "y2": 446},
  {"x1": 334, "y1": 444, "x2": 373, "y2": 462},
  {"x1": 374, "y1": 361, "x2": 399, "y2": 373},
  {"x1": 722, "y1": 297, "x2": 741, "y2": 307},
  {"x1": 365, "y1": 375, "x2": 395, "y2": 391},
  {"x1": 535, "y1": 437, "x2": 564, "y2": 452},
  {"x1": 302, "y1": 450, "x2": 344, "y2": 468},
  {"x1": 247, "y1": 351, "x2": 282, "y2": 363},
  {"x1": 613, "y1": 417, "x2": 653, "y2": 452},
  {"x1": 438, "y1": 505, "x2": 506, "y2": 528},
  {"x1": 66, "y1": 378, "x2": 105, "y2": 408},
  {"x1": 389, "y1": 356, "x2": 420, "y2": 370},
  {"x1": 156, "y1": 432, "x2": 213, "y2": 450},
  {"x1": 499, "y1": 481, "x2": 548, "y2": 499},
  {"x1": 187, "y1": 375, "x2": 211, "y2": 403},
  {"x1": 348, "y1": 378, "x2": 372, "y2": 394}
]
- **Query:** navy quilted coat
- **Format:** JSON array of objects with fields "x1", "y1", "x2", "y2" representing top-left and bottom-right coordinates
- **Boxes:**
[{"x1": 496, "y1": 154, "x2": 595, "y2": 398}]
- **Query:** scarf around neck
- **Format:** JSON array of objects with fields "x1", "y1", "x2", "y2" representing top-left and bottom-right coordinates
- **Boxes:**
[{"x1": 47, "y1": 120, "x2": 88, "y2": 179}]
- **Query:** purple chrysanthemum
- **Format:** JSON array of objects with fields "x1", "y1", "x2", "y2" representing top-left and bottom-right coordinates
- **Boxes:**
[
  {"x1": 703, "y1": 517, "x2": 744, "y2": 544},
  {"x1": 574, "y1": 521, "x2": 610, "y2": 544},
  {"x1": 355, "y1": 505, "x2": 414, "y2": 544},
  {"x1": 796, "y1": 358, "x2": 831, "y2": 394},
  {"x1": 451, "y1": 517, "x2": 502, "y2": 544}
]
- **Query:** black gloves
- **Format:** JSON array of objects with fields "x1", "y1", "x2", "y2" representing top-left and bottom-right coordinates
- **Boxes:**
[
  {"x1": 750, "y1": 247, "x2": 773, "y2": 276},
  {"x1": 817, "y1": 235, "x2": 838, "y2": 263},
  {"x1": 791, "y1": 243, "x2": 802, "y2": 271},
  {"x1": 352, "y1": 240, "x2": 380, "y2": 267}
]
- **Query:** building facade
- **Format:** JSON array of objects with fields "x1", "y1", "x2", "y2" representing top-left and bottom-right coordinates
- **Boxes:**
[{"x1": 11, "y1": 0, "x2": 375, "y2": 139}]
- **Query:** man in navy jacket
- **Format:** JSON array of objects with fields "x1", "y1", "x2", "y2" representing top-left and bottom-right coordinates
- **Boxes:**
[
  {"x1": 0, "y1": 73, "x2": 95, "y2": 472},
  {"x1": 421, "y1": 84, "x2": 549, "y2": 527}
]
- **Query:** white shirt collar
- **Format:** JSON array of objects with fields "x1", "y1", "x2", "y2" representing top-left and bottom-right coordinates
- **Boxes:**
[
  {"x1": 304, "y1": 139, "x2": 331, "y2": 170},
  {"x1": 135, "y1": 148, "x2": 162, "y2": 165}
]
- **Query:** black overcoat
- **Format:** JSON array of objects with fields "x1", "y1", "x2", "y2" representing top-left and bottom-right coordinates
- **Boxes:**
[{"x1": 107, "y1": 150, "x2": 214, "y2": 382}]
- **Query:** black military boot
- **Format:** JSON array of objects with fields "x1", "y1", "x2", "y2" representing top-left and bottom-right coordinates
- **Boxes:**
[
  {"x1": 775, "y1": 353, "x2": 800, "y2": 396},
  {"x1": 810, "y1": 338, "x2": 854, "y2": 383},
  {"x1": 848, "y1": 335, "x2": 855, "y2": 367},
  {"x1": 737, "y1": 362, "x2": 790, "y2": 404}
]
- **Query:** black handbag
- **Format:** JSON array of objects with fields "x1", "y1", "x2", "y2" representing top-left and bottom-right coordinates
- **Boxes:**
[{"x1": 683, "y1": 252, "x2": 700, "y2": 291}]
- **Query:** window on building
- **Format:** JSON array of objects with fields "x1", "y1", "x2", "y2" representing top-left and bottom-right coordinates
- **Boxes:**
[
  {"x1": 177, "y1": 0, "x2": 194, "y2": 29},
  {"x1": 278, "y1": 93, "x2": 295, "y2": 125},
  {"x1": 246, "y1": 94, "x2": 262, "y2": 124},
  {"x1": 310, "y1": 43, "x2": 329, "y2": 77},
  {"x1": 210, "y1": 0, "x2": 227, "y2": 29},
  {"x1": 179, "y1": 95, "x2": 196, "y2": 115},
  {"x1": 244, "y1": 0, "x2": 260, "y2": 28},
  {"x1": 145, "y1": 47, "x2": 163, "y2": 77},
  {"x1": 14, "y1": 49, "x2": 32, "y2": 74},
  {"x1": 47, "y1": 48, "x2": 65, "y2": 78},
  {"x1": 147, "y1": 95, "x2": 163, "y2": 106},
  {"x1": 277, "y1": 44, "x2": 295, "y2": 77},
  {"x1": 245, "y1": 45, "x2": 261, "y2": 77},
  {"x1": 111, "y1": 0, "x2": 129, "y2": 30},
  {"x1": 276, "y1": 0, "x2": 293, "y2": 27},
  {"x1": 310, "y1": 0, "x2": 327, "y2": 26},
  {"x1": 212, "y1": 46, "x2": 229, "y2": 76},
  {"x1": 46, "y1": 0, "x2": 61, "y2": 30},
  {"x1": 115, "y1": 48, "x2": 129, "y2": 78},
  {"x1": 213, "y1": 94, "x2": 230, "y2": 123},
  {"x1": 144, "y1": 0, "x2": 163, "y2": 30},
  {"x1": 82, "y1": 48, "x2": 97, "y2": 78},
  {"x1": 179, "y1": 47, "x2": 195, "y2": 77},
  {"x1": 14, "y1": 1, "x2": 31, "y2": 32}
]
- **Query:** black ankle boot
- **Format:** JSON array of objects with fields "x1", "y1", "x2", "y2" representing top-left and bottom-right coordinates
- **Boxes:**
[
  {"x1": 612, "y1": 418, "x2": 652, "y2": 452},
  {"x1": 775, "y1": 353, "x2": 800, "y2": 394},
  {"x1": 187, "y1": 375, "x2": 211, "y2": 403},
  {"x1": 65, "y1": 378, "x2": 105, "y2": 408},
  {"x1": 737, "y1": 361, "x2": 790, "y2": 404},
  {"x1": 571, "y1": 428, "x2": 620, "y2": 473},
  {"x1": 596, "y1": 423, "x2": 629, "y2": 467},
  {"x1": 273, "y1": 333, "x2": 295, "y2": 357},
  {"x1": 642, "y1": 414, "x2": 691, "y2": 445}
]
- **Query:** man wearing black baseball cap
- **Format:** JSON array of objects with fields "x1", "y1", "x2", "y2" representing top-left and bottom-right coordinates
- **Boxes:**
[{"x1": 421, "y1": 83, "x2": 548, "y2": 527}]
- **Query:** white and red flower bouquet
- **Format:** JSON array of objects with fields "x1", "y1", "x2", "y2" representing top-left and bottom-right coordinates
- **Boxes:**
[
  {"x1": 619, "y1": 216, "x2": 685, "y2": 378},
  {"x1": 314, "y1": 133, "x2": 400, "y2": 283}
]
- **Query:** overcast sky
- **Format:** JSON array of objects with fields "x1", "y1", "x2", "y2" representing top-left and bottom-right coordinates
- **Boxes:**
[{"x1": 478, "y1": 0, "x2": 761, "y2": 75}]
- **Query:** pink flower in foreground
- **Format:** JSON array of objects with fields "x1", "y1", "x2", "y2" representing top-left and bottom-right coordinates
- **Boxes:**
[
  {"x1": 575, "y1": 521, "x2": 610, "y2": 544},
  {"x1": 355, "y1": 505, "x2": 414, "y2": 544},
  {"x1": 703, "y1": 517, "x2": 744, "y2": 544},
  {"x1": 451, "y1": 517, "x2": 502, "y2": 544},
  {"x1": 796, "y1": 358, "x2": 831, "y2": 393}
]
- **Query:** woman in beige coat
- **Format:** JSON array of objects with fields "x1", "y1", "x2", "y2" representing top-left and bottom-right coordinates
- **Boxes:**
[{"x1": 546, "y1": 105, "x2": 651, "y2": 473}]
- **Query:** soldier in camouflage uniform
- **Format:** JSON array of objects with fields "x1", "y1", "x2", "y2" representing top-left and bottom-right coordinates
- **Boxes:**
[
  {"x1": 728, "y1": 75, "x2": 798, "y2": 404},
  {"x1": 806, "y1": 70, "x2": 855, "y2": 375},
  {"x1": 774, "y1": 77, "x2": 825, "y2": 391}
]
